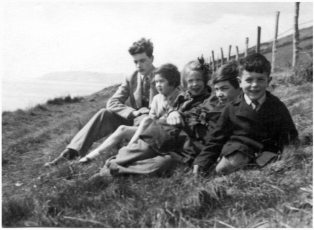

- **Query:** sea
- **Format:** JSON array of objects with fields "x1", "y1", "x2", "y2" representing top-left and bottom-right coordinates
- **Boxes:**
[{"x1": 2, "y1": 78, "x2": 123, "y2": 112}]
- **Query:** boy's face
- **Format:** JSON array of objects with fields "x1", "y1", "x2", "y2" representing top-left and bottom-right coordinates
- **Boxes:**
[
  {"x1": 186, "y1": 72, "x2": 205, "y2": 96},
  {"x1": 237, "y1": 70, "x2": 270, "y2": 101},
  {"x1": 132, "y1": 52, "x2": 154, "y2": 76},
  {"x1": 214, "y1": 80, "x2": 241, "y2": 104},
  {"x1": 155, "y1": 74, "x2": 174, "y2": 97}
]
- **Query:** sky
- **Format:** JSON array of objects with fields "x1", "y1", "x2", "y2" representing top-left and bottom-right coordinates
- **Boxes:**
[{"x1": 1, "y1": 1, "x2": 313, "y2": 82}]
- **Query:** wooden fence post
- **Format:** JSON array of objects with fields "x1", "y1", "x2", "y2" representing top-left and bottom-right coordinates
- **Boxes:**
[
  {"x1": 271, "y1": 11, "x2": 280, "y2": 73},
  {"x1": 217, "y1": 54, "x2": 220, "y2": 68},
  {"x1": 236, "y1": 46, "x2": 239, "y2": 60},
  {"x1": 256, "y1": 26, "x2": 261, "y2": 53},
  {"x1": 228, "y1": 45, "x2": 232, "y2": 61},
  {"x1": 212, "y1": 51, "x2": 216, "y2": 71},
  {"x1": 293, "y1": 2, "x2": 300, "y2": 68},
  {"x1": 220, "y1": 48, "x2": 224, "y2": 65},
  {"x1": 245, "y1": 38, "x2": 249, "y2": 57}
]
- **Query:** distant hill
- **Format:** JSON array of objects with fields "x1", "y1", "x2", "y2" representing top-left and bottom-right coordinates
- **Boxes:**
[{"x1": 41, "y1": 71, "x2": 124, "y2": 83}]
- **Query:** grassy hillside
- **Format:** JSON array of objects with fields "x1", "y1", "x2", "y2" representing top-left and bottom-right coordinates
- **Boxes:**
[{"x1": 2, "y1": 69, "x2": 312, "y2": 227}]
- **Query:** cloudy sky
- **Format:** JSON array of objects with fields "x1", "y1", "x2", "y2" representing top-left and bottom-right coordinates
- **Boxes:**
[{"x1": 2, "y1": 1, "x2": 313, "y2": 81}]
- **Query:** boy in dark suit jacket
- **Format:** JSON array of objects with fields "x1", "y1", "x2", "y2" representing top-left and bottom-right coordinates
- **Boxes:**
[{"x1": 193, "y1": 53, "x2": 299, "y2": 175}]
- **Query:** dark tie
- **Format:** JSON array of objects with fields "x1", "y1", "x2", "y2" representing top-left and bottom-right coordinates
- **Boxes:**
[
  {"x1": 142, "y1": 75, "x2": 150, "y2": 108},
  {"x1": 251, "y1": 100, "x2": 259, "y2": 111}
]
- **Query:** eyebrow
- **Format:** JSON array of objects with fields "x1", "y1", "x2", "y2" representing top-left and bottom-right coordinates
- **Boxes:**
[
  {"x1": 215, "y1": 85, "x2": 230, "y2": 88},
  {"x1": 134, "y1": 58, "x2": 146, "y2": 62}
]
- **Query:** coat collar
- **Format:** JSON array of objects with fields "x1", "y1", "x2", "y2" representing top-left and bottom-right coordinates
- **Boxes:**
[
  {"x1": 232, "y1": 91, "x2": 271, "y2": 105},
  {"x1": 233, "y1": 91, "x2": 278, "y2": 122}
]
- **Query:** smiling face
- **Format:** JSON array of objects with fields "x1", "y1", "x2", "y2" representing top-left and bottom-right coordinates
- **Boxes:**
[
  {"x1": 132, "y1": 52, "x2": 154, "y2": 76},
  {"x1": 238, "y1": 70, "x2": 270, "y2": 101},
  {"x1": 214, "y1": 80, "x2": 241, "y2": 104},
  {"x1": 186, "y1": 71, "x2": 205, "y2": 96},
  {"x1": 154, "y1": 74, "x2": 175, "y2": 97}
]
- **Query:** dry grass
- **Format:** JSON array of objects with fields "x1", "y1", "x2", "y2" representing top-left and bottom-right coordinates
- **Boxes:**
[{"x1": 2, "y1": 79, "x2": 312, "y2": 227}]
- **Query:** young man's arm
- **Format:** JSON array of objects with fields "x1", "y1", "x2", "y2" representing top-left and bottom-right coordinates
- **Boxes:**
[
  {"x1": 107, "y1": 74, "x2": 135, "y2": 117},
  {"x1": 107, "y1": 73, "x2": 149, "y2": 119}
]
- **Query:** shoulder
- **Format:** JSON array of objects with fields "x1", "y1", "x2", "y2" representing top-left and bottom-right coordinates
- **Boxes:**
[
  {"x1": 230, "y1": 93, "x2": 245, "y2": 106},
  {"x1": 124, "y1": 70, "x2": 139, "y2": 82},
  {"x1": 202, "y1": 95, "x2": 219, "y2": 107},
  {"x1": 265, "y1": 91, "x2": 288, "y2": 109},
  {"x1": 266, "y1": 91, "x2": 282, "y2": 102},
  {"x1": 152, "y1": 94, "x2": 162, "y2": 101}
]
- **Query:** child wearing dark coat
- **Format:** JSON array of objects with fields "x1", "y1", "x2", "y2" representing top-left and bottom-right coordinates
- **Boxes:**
[
  {"x1": 193, "y1": 53, "x2": 299, "y2": 175},
  {"x1": 167, "y1": 60, "x2": 242, "y2": 164}
]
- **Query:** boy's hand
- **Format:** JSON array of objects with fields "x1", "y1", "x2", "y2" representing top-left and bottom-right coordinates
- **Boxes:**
[
  {"x1": 129, "y1": 107, "x2": 149, "y2": 119},
  {"x1": 129, "y1": 110, "x2": 141, "y2": 118},
  {"x1": 138, "y1": 107, "x2": 149, "y2": 114},
  {"x1": 167, "y1": 111, "x2": 184, "y2": 126}
]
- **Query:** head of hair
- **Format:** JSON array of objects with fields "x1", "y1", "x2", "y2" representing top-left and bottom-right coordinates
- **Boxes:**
[
  {"x1": 153, "y1": 63, "x2": 180, "y2": 88},
  {"x1": 212, "y1": 60, "x2": 240, "y2": 89},
  {"x1": 238, "y1": 53, "x2": 271, "y2": 77},
  {"x1": 128, "y1": 38, "x2": 154, "y2": 57},
  {"x1": 181, "y1": 58, "x2": 212, "y2": 89}
]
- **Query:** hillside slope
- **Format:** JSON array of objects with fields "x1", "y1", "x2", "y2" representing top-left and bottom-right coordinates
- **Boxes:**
[{"x1": 2, "y1": 77, "x2": 312, "y2": 227}]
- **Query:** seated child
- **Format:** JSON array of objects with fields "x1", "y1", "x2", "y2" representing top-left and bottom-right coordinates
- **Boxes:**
[
  {"x1": 94, "y1": 57, "x2": 213, "y2": 176},
  {"x1": 168, "y1": 60, "x2": 242, "y2": 164},
  {"x1": 193, "y1": 53, "x2": 299, "y2": 175},
  {"x1": 79, "y1": 63, "x2": 182, "y2": 163}
]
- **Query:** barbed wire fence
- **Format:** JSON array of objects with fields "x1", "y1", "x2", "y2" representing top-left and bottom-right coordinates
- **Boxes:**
[{"x1": 206, "y1": 13, "x2": 313, "y2": 72}]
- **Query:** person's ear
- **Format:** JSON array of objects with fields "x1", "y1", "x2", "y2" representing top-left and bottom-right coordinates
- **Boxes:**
[
  {"x1": 237, "y1": 76, "x2": 241, "y2": 85},
  {"x1": 151, "y1": 55, "x2": 154, "y2": 62}
]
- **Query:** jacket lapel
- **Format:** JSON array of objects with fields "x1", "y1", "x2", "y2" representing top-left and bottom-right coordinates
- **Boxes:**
[
  {"x1": 148, "y1": 69, "x2": 158, "y2": 105},
  {"x1": 131, "y1": 67, "x2": 157, "y2": 109},
  {"x1": 132, "y1": 72, "x2": 142, "y2": 109},
  {"x1": 233, "y1": 94, "x2": 259, "y2": 122}
]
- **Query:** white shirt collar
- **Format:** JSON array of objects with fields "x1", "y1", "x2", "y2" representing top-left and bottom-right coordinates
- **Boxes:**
[{"x1": 244, "y1": 93, "x2": 266, "y2": 106}]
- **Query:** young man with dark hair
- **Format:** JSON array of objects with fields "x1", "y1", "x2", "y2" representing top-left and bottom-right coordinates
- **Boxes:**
[{"x1": 45, "y1": 38, "x2": 158, "y2": 167}]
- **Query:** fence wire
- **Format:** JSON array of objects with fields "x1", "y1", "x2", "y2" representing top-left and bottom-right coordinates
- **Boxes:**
[{"x1": 208, "y1": 20, "x2": 313, "y2": 61}]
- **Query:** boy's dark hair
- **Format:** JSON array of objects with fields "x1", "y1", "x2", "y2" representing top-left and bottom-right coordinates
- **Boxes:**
[
  {"x1": 128, "y1": 38, "x2": 154, "y2": 57},
  {"x1": 239, "y1": 53, "x2": 271, "y2": 77},
  {"x1": 154, "y1": 63, "x2": 180, "y2": 88},
  {"x1": 212, "y1": 60, "x2": 240, "y2": 89},
  {"x1": 181, "y1": 59, "x2": 211, "y2": 89}
]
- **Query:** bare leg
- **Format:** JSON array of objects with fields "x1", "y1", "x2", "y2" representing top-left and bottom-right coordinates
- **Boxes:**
[
  {"x1": 127, "y1": 117, "x2": 153, "y2": 147},
  {"x1": 79, "y1": 125, "x2": 138, "y2": 163}
]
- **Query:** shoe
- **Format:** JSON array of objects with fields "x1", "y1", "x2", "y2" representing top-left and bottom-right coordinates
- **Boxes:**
[
  {"x1": 79, "y1": 157, "x2": 92, "y2": 164},
  {"x1": 44, "y1": 148, "x2": 79, "y2": 167},
  {"x1": 87, "y1": 173, "x2": 102, "y2": 182},
  {"x1": 99, "y1": 165, "x2": 112, "y2": 177}
]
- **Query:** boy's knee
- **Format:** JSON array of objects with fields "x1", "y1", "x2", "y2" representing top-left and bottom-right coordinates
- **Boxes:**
[
  {"x1": 141, "y1": 116, "x2": 153, "y2": 124},
  {"x1": 215, "y1": 157, "x2": 233, "y2": 174},
  {"x1": 215, "y1": 152, "x2": 251, "y2": 174},
  {"x1": 95, "y1": 108, "x2": 113, "y2": 118},
  {"x1": 117, "y1": 125, "x2": 128, "y2": 132},
  {"x1": 156, "y1": 155, "x2": 172, "y2": 166}
]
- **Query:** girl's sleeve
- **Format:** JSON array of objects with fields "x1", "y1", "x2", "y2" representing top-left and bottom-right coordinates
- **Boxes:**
[{"x1": 148, "y1": 95, "x2": 158, "y2": 119}]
